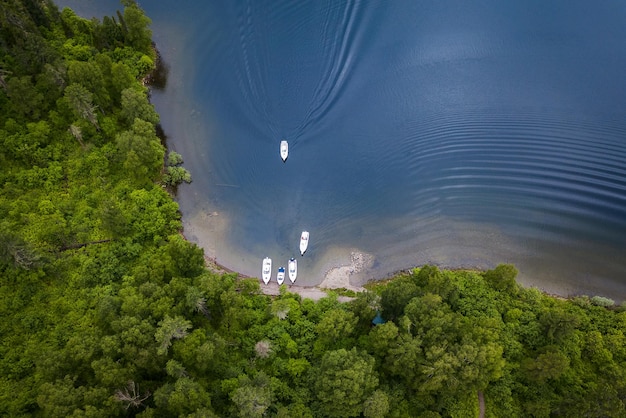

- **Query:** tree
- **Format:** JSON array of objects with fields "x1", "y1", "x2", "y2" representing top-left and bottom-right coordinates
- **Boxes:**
[
  {"x1": 163, "y1": 165, "x2": 192, "y2": 186},
  {"x1": 167, "y1": 151, "x2": 184, "y2": 166},
  {"x1": 119, "y1": 87, "x2": 159, "y2": 126},
  {"x1": 109, "y1": 62, "x2": 135, "y2": 104},
  {"x1": 121, "y1": 2, "x2": 153, "y2": 56},
  {"x1": 155, "y1": 315, "x2": 192, "y2": 355},
  {"x1": 228, "y1": 373, "x2": 273, "y2": 418},
  {"x1": 522, "y1": 349, "x2": 570, "y2": 382},
  {"x1": 314, "y1": 348, "x2": 379, "y2": 417},
  {"x1": 164, "y1": 234, "x2": 205, "y2": 278},
  {"x1": 230, "y1": 385, "x2": 271, "y2": 418},
  {"x1": 484, "y1": 264, "x2": 519, "y2": 294},
  {"x1": 7, "y1": 76, "x2": 44, "y2": 120},
  {"x1": 417, "y1": 265, "x2": 457, "y2": 300},
  {"x1": 348, "y1": 290, "x2": 379, "y2": 331},
  {"x1": 380, "y1": 276, "x2": 420, "y2": 321},
  {"x1": 64, "y1": 83, "x2": 98, "y2": 128},
  {"x1": 68, "y1": 60, "x2": 110, "y2": 109},
  {"x1": 386, "y1": 333, "x2": 423, "y2": 384},
  {"x1": 254, "y1": 340, "x2": 272, "y2": 359},
  {"x1": 363, "y1": 390, "x2": 390, "y2": 418},
  {"x1": 100, "y1": 197, "x2": 128, "y2": 237},
  {"x1": 115, "y1": 118, "x2": 164, "y2": 181},
  {"x1": 94, "y1": 15, "x2": 123, "y2": 50},
  {"x1": 0, "y1": 228, "x2": 42, "y2": 269},
  {"x1": 367, "y1": 321, "x2": 399, "y2": 358},
  {"x1": 314, "y1": 308, "x2": 357, "y2": 350},
  {"x1": 114, "y1": 380, "x2": 150, "y2": 410},
  {"x1": 154, "y1": 149, "x2": 189, "y2": 187},
  {"x1": 153, "y1": 377, "x2": 212, "y2": 416},
  {"x1": 539, "y1": 307, "x2": 580, "y2": 342}
]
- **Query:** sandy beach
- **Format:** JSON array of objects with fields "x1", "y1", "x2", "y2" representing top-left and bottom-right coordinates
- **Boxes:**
[{"x1": 201, "y1": 239, "x2": 373, "y2": 301}]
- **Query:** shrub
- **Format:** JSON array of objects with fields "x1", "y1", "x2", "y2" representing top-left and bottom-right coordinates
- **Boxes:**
[{"x1": 590, "y1": 296, "x2": 615, "y2": 307}]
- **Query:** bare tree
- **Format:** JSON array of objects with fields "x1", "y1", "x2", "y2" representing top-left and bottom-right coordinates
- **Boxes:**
[
  {"x1": 255, "y1": 340, "x2": 272, "y2": 359},
  {"x1": 114, "y1": 381, "x2": 151, "y2": 410},
  {"x1": 69, "y1": 124, "x2": 84, "y2": 148}
]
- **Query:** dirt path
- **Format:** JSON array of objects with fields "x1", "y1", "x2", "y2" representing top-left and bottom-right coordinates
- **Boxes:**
[
  {"x1": 260, "y1": 281, "x2": 355, "y2": 302},
  {"x1": 478, "y1": 391, "x2": 485, "y2": 418}
]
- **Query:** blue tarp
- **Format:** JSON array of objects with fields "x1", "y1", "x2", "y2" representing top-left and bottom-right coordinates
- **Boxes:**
[{"x1": 372, "y1": 312, "x2": 385, "y2": 325}]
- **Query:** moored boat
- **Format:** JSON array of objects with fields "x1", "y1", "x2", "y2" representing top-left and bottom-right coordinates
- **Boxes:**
[
  {"x1": 262, "y1": 257, "x2": 272, "y2": 284},
  {"x1": 280, "y1": 140, "x2": 288, "y2": 161},
  {"x1": 277, "y1": 266, "x2": 285, "y2": 285},
  {"x1": 300, "y1": 231, "x2": 309, "y2": 255},
  {"x1": 288, "y1": 257, "x2": 297, "y2": 283}
]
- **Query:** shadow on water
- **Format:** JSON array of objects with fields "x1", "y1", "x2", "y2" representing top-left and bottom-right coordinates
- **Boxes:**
[{"x1": 146, "y1": 47, "x2": 169, "y2": 91}]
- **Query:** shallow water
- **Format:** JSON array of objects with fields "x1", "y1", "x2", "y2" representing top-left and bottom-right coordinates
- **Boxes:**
[{"x1": 58, "y1": 0, "x2": 626, "y2": 300}]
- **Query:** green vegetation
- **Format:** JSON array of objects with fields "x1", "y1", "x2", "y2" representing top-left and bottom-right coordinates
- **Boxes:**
[{"x1": 2, "y1": 1, "x2": 626, "y2": 416}]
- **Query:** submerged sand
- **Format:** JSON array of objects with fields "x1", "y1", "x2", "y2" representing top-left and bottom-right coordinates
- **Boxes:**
[{"x1": 180, "y1": 205, "x2": 626, "y2": 302}]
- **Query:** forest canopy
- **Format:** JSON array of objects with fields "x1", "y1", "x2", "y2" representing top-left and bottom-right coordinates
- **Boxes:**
[{"x1": 1, "y1": 1, "x2": 626, "y2": 417}]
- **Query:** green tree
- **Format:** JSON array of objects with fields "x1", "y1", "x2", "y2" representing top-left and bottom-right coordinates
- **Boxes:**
[
  {"x1": 109, "y1": 62, "x2": 135, "y2": 104},
  {"x1": 314, "y1": 308, "x2": 357, "y2": 351},
  {"x1": 119, "y1": 87, "x2": 159, "y2": 126},
  {"x1": 230, "y1": 384, "x2": 272, "y2": 418},
  {"x1": 363, "y1": 389, "x2": 390, "y2": 418},
  {"x1": 121, "y1": 2, "x2": 153, "y2": 56},
  {"x1": 348, "y1": 290, "x2": 378, "y2": 331},
  {"x1": 414, "y1": 265, "x2": 455, "y2": 300},
  {"x1": 314, "y1": 348, "x2": 379, "y2": 417},
  {"x1": 163, "y1": 165, "x2": 192, "y2": 186},
  {"x1": 153, "y1": 377, "x2": 212, "y2": 416},
  {"x1": 7, "y1": 75, "x2": 44, "y2": 120},
  {"x1": 64, "y1": 83, "x2": 99, "y2": 128},
  {"x1": 68, "y1": 60, "x2": 110, "y2": 109},
  {"x1": 539, "y1": 307, "x2": 580, "y2": 342},
  {"x1": 167, "y1": 150, "x2": 184, "y2": 166},
  {"x1": 155, "y1": 315, "x2": 192, "y2": 355},
  {"x1": 367, "y1": 321, "x2": 399, "y2": 358},
  {"x1": 227, "y1": 373, "x2": 273, "y2": 418},
  {"x1": 522, "y1": 349, "x2": 570, "y2": 382},
  {"x1": 115, "y1": 118, "x2": 164, "y2": 181},
  {"x1": 483, "y1": 263, "x2": 519, "y2": 294},
  {"x1": 380, "y1": 276, "x2": 420, "y2": 321}
]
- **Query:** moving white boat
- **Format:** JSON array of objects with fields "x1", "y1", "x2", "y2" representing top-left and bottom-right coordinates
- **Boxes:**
[
  {"x1": 262, "y1": 257, "x2": 272, "y2": 284},
  {"x1": 277, "y1": 266, "x2": 285, "y2": 285},
  {"x1": 280, "y1": 140, "x2": 288, "y2": 161},
  {"x1": 288, "y1": 257, "x2": 297, "y2": 283},
  {"x1": 300, "y1": 231, "x2": 309, "y2": 255}
]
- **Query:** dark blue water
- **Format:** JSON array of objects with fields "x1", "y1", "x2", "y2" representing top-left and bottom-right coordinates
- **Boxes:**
[{"x1": 59, "y1": 1, "x2": 626, "y2": 299}]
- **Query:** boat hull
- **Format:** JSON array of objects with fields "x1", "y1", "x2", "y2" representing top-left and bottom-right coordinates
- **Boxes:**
[
  {"x1": 288, "y1": 258, "x2": 297, "y2": 283},
  {"x1": 280, "y1": 140, "x2": 288, "y2": 161},
  {"x1": 300, "y1": 231, "x2": 309, "y2": 255},
  {"x1": 277, "y1": 267, "x2": 285, "y2": 285},
  {"x1": 262, "y1": 257, "x2": 272, "y2": 284}
]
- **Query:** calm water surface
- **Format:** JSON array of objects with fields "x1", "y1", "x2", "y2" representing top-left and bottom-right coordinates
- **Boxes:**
[{"x1": 59, "y1": 1, "x2": 626, "y2": 299}]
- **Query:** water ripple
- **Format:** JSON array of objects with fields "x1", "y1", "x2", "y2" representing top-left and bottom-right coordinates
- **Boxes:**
[{"x1": 383, "y1": 110, "x2": 626, "y2": 244}]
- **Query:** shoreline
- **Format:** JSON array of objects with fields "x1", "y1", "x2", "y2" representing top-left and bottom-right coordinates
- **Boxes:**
[
  {"x1": 201, "y1": 247, "x2": 367, "y2": 302},
  {"x1": 173, "y1": 198, "x2": 626, "y2": 303},
  {"x1": 199, "y1": 245, "x2": 615, "y2": 304}
]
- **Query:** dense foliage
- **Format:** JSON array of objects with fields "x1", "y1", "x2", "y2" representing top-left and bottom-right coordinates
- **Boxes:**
[{"x1": 1, "y1": 1, "x2": 626, "y2": 416}]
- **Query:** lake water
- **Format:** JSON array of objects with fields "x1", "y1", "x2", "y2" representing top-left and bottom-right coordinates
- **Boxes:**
[{"x1": 58, "y1": 1, "x2": 626, "y2": 300}]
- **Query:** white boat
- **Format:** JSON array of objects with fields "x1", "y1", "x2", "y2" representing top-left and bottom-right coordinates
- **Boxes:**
[
  {"x1": 300, "y1": 231, "x2": 309, "y2": 255},
  {"x1": 277, "y1": 266, "x2": 285, "y2": 285},
  {"x1": 262, "y1": 257, "x2": 272, "y2": 284},
  {"x1": 288, "y1": 257, "x2": 297, "y2": 283},
  {"x1": 280, "y1": 140, "x2": 288, "y2": 161}
]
